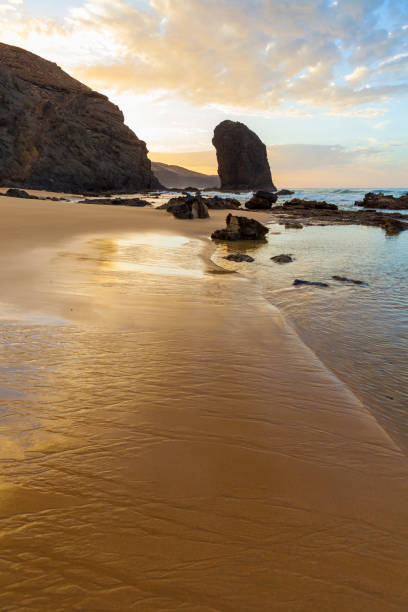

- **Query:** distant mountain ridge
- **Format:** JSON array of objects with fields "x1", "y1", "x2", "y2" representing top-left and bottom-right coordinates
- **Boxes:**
[
  {"x1": 0, "y1": 43, "x2": 159, "y2": 193},
  {"x1": 151, "y1": 161, "x2": 220, "y2": 189}
]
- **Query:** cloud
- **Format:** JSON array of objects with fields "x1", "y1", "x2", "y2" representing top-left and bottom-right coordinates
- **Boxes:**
[
  {"x1": 1, "y1": 0, "x2": 407, "y2": 115},
  {"x1": 345, "y1": 66, "x2": 369, "y2": 84}
]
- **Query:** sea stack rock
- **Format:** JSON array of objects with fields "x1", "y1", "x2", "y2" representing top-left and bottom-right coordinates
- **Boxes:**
[
  {"x1": 0, "y1": 43, "x2": 160, "y2": 193},
  {"x1": 212, "y1": 120, "x2": 276, "y2": 191}
]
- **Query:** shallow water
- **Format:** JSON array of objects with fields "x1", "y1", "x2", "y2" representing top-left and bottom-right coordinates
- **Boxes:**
[{"x1": 213, "y1": 218, "x2": 408, "y2": 451}]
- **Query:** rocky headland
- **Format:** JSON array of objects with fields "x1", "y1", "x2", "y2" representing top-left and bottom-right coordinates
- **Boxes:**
[
  {"x1": 212, "y1": 120, "x2": 276, "y2": 191},
  {"x1": 0, "y1": 43, "x2": 160, "y2": 194}
]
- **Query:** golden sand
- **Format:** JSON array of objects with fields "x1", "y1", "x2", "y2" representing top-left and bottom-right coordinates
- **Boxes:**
[{"x1": 0, "y1": 193, "x2": 407, "y2": 610}]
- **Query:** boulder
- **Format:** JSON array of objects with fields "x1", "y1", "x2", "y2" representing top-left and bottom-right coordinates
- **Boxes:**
[
  {"x1": 0, "y1": 43, "x2": 160, "y2": 194},
  {"x1": 271, "y1": 254, "x2": 293, "y2": 264},
  {"x1": 293, "y1": 279, "x2": 329, "y2": 288},
  {"x1": 212, "y1": 120, "x2": 276, "y2": 191},
  {"x1": 211, "y1": 214, "x2": 269, "y2": 241},
  {"x1": 245, "y1": 190, "x2": 278, "y2": 210},
  {"x1": 223, "y1": 253, "x2": 255, "y2": 262},
  {"x1": 355, "y1": 192, "x2": 408, "y2": 210}
]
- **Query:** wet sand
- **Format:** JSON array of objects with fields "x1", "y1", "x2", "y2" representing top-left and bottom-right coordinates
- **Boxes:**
[{"x1": 1, "y1": 193, "x2": 408, "y2": 610}]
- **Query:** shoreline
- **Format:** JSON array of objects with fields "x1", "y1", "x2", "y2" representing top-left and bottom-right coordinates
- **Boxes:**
[{"x1": 1, "y1": 193, "x2": 408, "y2": 609}]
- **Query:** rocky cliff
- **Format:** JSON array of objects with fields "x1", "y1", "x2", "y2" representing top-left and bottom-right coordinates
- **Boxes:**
[
  {"x1": 0, "y1": 43, "x2": 160, "y2": 193},
  {"x1": 212, "y1": 120, "x2": 276, "y2": 191}
]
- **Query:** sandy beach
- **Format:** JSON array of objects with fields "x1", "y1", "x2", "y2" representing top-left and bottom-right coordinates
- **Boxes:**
[{"x1": 1, "y1": 193, "x2": 408, "y2": 611}]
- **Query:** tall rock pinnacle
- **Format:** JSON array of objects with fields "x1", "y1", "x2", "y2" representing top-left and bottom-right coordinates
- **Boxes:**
[{"x1": 212, "y1": 120, "x2": 276, "y2": 191}]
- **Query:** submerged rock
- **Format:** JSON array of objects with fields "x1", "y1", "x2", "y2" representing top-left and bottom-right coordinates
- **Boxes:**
[
  {"x1": 212, "y1": 120, "x2": 276, "y2": 191},
  {"x1": 211, "y1": 214, "x2": 269, "y2": 241},
  {"x1": 223, "y1": 253, "x2": 255, "y2": 262},
  {"x1": 332, "y1": 275, "x2": 364, "y2": 285},
  {"x1": 293, "y1": 279, "x2": 329, "y2": 288},
  {"x1": 245, "y1": 190, "x2": 278, "y2": 210},
  {"x1": 271, "y1": 254, "x2": 293, "y2": 264},
  {"x1": 355, "y1": 192, "x2": 408, "y2": 210},
  {"x1": 0, "y1": 43, "x2": 160, "y2": 193}
]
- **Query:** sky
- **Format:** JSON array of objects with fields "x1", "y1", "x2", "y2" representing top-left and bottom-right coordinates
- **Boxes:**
[{"x1": 1, "y1": 0, "x2": 407, "y2": 187}]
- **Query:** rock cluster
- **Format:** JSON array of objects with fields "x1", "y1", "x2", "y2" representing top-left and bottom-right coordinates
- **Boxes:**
[
  {"x1": 269, "y1": 199, "x2": 408, "y2": 235},
  {"x1": 160, "y1": 194, "x2": 240, "y2": 212},
  {"x1": 355, "y1": 192, "x2": 408, "y2": 210},
  {"x1": 0, "y1": 43, "x2": 160, "y2": 194},
  {"x1": 212, "y1": 120, "x2": 276, "y2": 191},
  {"x1": 211, "y1": 214, "x2": 269, "y2": 241},
  {"x1": 161, "y1": 196, "x2": 209, "y2": 219}
]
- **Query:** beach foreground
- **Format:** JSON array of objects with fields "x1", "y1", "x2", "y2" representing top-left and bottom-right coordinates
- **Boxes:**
[{"x1": 1, "y1": 194, "x2": 408, "y2": 610}]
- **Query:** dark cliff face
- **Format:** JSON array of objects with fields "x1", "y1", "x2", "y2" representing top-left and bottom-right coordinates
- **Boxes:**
[
  {"x1": 0, "y1": 43, "x2": 160, "y2": 193},
  {"x1": 212, "y1": 120, "x2": 276, "y2": 191}
]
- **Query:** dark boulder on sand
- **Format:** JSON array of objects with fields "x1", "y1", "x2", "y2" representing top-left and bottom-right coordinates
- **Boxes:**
[
  {"x1": 212, "y1": 120, "x2": 276, "y2": 191},
  {"x1": 355, "y1": 192, "x2": 408, "y2": 210},
  {"x1": 0, "y1": 43, "x2": 160, "y2": 194},
  {"x1": 211, "y1": 214, "x2": 269, "y2": 241},
  {"x1": 245, "y1": 190, "x2": 278, "y2": 210}
]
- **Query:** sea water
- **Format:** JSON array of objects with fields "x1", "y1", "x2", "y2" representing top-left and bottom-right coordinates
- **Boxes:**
[{"x1": 211, "y1": 187, "x2": 408, "y2": 451}]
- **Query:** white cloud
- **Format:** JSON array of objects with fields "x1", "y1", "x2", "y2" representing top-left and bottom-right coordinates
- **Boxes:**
[
  {"x1": 0, "y1": 0, "x2": 407, "y2": 114},
  {"x1": 345, "y1": 66, "x2": 369, "y2": 83}
]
